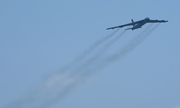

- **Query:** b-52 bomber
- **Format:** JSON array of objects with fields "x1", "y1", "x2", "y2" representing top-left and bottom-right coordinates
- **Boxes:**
[{"x1": 106, "y1": 17, "x2": 168, "y2": 30}]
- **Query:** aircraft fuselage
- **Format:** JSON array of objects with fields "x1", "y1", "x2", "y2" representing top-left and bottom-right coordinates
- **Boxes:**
[{"x1": 130, "y1": 18, "x2": 149, "y2": 30}]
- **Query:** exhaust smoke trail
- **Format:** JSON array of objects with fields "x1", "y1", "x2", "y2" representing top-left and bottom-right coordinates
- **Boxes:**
[
  {"x1": 30, "y1": 30, "x2": 127, "y2": 108},
  {"x1": 40, "y1": 29, "x2": 123, "y2": 90},
  {"x1": 71, "y1": 30, "x2": 126, "y2": 76},
  {"x1": 31, "y1": 30, "x2": 128, "y2": 108},
  {"x1": 58, "y1": 28, "x2": 120, "y2": 74},
  {"x1": 3, "y1": 29, "x2": 121, "y2": 108},
  {"x1": 75, "y1": 28, "x2": 120, "y2": 61},
  {"x1": 32, "y1": 24, "x2": 158, "y2": 108},
  {"x1": 3, "y1": 24, "x2": 159, "y2": 108},
  {"x1": 42, "y1": 30, "x2": 125, "y2": 91},
  {"x1": 90, "y1": 24, "x2": 160, "y2": 74}
]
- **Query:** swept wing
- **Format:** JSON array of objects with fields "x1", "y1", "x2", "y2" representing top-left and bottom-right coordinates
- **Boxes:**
[{"x1": 106, "y1": 20, "x2": 142, "y2": 30}]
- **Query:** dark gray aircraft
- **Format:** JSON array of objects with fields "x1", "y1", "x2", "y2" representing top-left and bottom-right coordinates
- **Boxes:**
[{"x1": 106, "y1": 17, "x2": 168, "y2": 30}]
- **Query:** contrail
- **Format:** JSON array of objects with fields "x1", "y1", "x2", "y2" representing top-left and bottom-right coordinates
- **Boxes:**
[
  {"x1": 3, "y1": 29, "x2": 121, "y2": 108},
  {"x1": 57, "y1": 28, "x2": 120, "y2": 74},
  {"x1": 38, "y1": 30, "x2": 127, "y2": 105},
  {"x1": 75, "y1": 28, "x2": 120, "y2": 61},
  {"x1": 32, "y1": 25, "x2": 158, "y2": 108},
  {"x1": 41, "y1": 29, "x2": 125, "y2": 89},
  {"x1": 34, "y1": 30, "x2": 127, "y2": 108},
  {"x1": 74, "y1": 24, "x2": 159, "y2": 78},
  {"x1": 60, "y1": 25, "x2": 160, "y2": 97},
  {"x1": 3, "y1": 24, "x2": 159, "y2": 108},
  {"x1": 71, "y1": 30, "x2": 126, "y2": 76},
  {"x1": 32, "y1": 30, "x2": 127, "y2": 108},
  {"x1": 40, "y1": 29, "x2": 123, "y2": 90},
  {"x1": 74, "y1": 24, "x2": 154, "y2": 77},
  {"x1": 90, "y1": 24, "x2": 160, "y2": 73}
]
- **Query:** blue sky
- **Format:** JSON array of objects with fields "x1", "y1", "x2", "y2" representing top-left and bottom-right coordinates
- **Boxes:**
[{"x1": 0, "y1": 1, "x2": 180, "y2": 108}]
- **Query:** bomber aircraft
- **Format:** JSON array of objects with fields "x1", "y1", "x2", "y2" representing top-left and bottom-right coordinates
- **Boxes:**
[{"x1": 106, "y1": 17, "x2": 168, "y2": 30}]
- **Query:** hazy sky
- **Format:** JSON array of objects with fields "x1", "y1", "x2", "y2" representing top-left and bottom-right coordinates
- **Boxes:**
[{"x1": 0, "y1": 1, "x2": 180, "y2": 108}]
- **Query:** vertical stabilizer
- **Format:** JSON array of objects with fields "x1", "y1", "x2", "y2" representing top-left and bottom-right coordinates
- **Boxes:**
[
  {"x1": 131, "y1": 19, "x2": 134, "y2": 23},
  {"x1": 131, "y1": 19, "x2": 135, "y2": 27}
]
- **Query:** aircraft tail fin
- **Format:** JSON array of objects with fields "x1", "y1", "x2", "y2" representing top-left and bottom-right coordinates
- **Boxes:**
[
  {"x1": 131, "y1": 19, "x2": 134, "y2": 23},
  {"x1": 131, "y1": 19, "x2": 135, "y2": 27}
]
